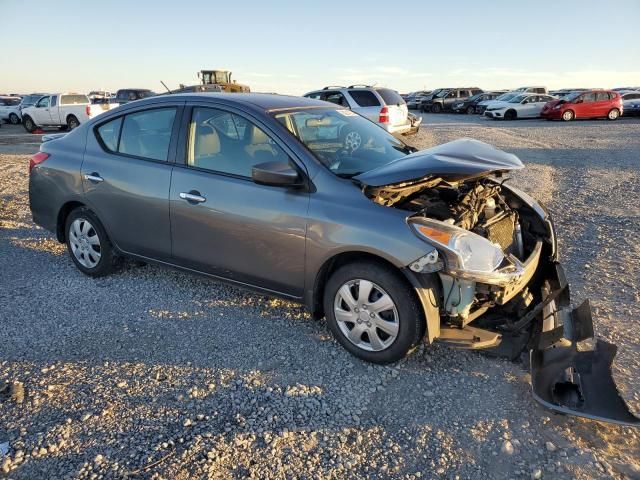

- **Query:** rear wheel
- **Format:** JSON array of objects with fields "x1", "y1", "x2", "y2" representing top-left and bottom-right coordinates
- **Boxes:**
[
  {"x1": 9, "y1": 113, "x2": 20, "y2": 125},
  {"x1": 431, "y1": 103, "x2": 442, "y2": 113},
  {"x1": 323, "y1": 261, "x2": 425, "y2": 364},
  {"x1": 562, "y1": 110, "x2": 575, "y2": 122},
  {"x1": 23, "y1": 116, "x2": 36, "y2": 133},
  {"x1": 607, "y1": 108, "x2": 620, "y2": 121},
  {"x1": 67, "y1": 115, "x2": 80, "y2": 130},
  {"x1": 65, "y1": 207, "x2": 117, "y2": 277},
  {"x1": 504, "y1": 109, "x2": 517, "y2": 120}
]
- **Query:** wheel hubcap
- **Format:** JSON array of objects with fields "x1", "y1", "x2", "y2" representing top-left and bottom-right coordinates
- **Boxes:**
[
  {"x1": 609, "y1": 110, "x2": 618, "y2": 119},
  {"x1": 69, "y1": 218, "x2": 101, "y2": 268},
  {"x1": 563, "y1": 111, "x2": 572, "y2": 120},
  {"x1": 334, "y1": 279, "x2": 399, "y2": 352}
]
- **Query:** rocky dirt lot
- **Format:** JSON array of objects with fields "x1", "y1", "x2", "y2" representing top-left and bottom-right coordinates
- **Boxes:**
[{"x1": 1, "y1": 116, "x2": 639, "y2": 479}]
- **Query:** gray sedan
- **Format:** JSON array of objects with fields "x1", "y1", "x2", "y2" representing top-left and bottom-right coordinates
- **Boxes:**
[{"x1": 28, "y1": 93, "x2": 638, "y2": 425}]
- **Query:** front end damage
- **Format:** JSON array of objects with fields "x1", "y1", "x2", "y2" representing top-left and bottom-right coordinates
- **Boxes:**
[{"x1": 356, "y1": 139, "x2": 639, "y2": 426}]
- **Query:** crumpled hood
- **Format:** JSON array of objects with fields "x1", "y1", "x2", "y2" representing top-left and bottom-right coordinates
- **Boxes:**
[{"x1": 354, "y1": 138, "x2": 524, "y2": 187}]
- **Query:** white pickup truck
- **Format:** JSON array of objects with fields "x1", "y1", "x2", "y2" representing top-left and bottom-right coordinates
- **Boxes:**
[{"x1": 21, "y1": 93, "x2": 91, "y2": 132}]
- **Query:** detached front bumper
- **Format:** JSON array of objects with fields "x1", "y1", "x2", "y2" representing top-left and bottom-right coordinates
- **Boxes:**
[
  {"x1": 541, "y1": 109, "x2": 562, "y2": 119},
  {"x1": 530, "y1": 263, "x2": 639, "y2": 426}
]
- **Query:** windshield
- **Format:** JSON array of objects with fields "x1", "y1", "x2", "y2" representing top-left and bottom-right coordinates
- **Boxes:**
[
  {"x1": 468, "y1": 92, "x2": 483, "y2": 102},
  {"x1": 436, "y1": 90, "x2": 449, "y2": 98},
  {"x1": 495, "y1": 92, "x2": 517, "y2": 102},
  {"x1": 274, "y1": 108, "x2": 410, "y2": 177},
  {"x1": 509, "y1": 95, "x2": 528, "y2": 103}
]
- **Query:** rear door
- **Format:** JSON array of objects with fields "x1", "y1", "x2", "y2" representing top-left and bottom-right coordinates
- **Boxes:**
[
  {"x1": 81, "y1": 102, "x2": 182, "y2": 260},
  {"x1": 375, "y1": 88, "x2": 408, "y2": 126},
  {"x1": 169, "y1": 104, "x2": 309, "y2": 296},
  {"x1": 594, "y1": 91, "x2": 611, "y2": 117}
]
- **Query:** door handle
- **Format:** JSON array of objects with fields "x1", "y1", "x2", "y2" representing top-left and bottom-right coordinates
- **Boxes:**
[
  {"x1": 179, "y1": 191, "x2": 206, "y2": 204},
  {"x1": 84, "y1": 173, "x2": 104, "y2": 183}
]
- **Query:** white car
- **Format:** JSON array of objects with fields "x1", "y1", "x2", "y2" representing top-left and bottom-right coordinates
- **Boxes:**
[
  {"x1": 303, "y1": 86, "x2": 421, "y2": 136},
  {"x1": 475, "y1": 91, "x2": 522, "y2": 114},
  {"x1": 21, "y1": 93, "x2": 90, "y2": 132},
  {"x1": 0, "y1": 96, "x2": 23, "y2": 124},
  {"x1": 484, "y1": 94, "x2": 556, "y2": 120}
]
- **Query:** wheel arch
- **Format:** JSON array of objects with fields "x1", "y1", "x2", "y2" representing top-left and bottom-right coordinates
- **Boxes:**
[
  {"x1": 506, "y1": 109, "x2": 518, "y2": 119},
  {"x1": 56, "y1": 200, "x2": 86, "y2": 242},
  {"x1": 66, "y1": 113, "x2": 79, "y2": 125},
  {"x1": 309, "y1": 250, "x2": 436, "y2": 342}
]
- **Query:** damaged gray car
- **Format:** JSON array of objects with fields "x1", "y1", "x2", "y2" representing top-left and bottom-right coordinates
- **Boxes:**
[{"x1": 28, "y1": 93, "x2": 638, "y2": 426}]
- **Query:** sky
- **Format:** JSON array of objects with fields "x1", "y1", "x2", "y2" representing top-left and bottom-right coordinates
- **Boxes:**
[{"x1": 1, "y1": 0, "x2": 639, "y2": 95}]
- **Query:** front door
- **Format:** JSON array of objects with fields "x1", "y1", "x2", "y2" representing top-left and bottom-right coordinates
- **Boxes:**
[
  {"x1": 32, "y1": 96, "x2": 52, "y2": 125},
  {"x1": 169, "y1": 105, "x2": 309, "y2": 297},
  {"x1": 81, "y1": 104, "x2": 181, "y2": 260}
]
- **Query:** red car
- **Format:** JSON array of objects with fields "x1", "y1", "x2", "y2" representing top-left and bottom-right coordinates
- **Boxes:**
[{"x1": 541, "y1": 90, "x2": 623, "y2": 121}]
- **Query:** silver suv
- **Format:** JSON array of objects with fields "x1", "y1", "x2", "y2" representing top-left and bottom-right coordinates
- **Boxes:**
[{"x1": 304, "y1": 85, "x2": 421, "y2": 136}]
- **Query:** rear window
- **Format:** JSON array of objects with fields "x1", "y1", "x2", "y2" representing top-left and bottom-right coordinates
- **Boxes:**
[
  {"x1": 349, "y1": 90, "x2": 381, "y2": 107},
  {"x1": 60, "y1": 94, "x2": 89, "y2": 105},
  {"x1": 375, "y1": 88, "x2": 405, "y2": 106},
  {"x1": 97, "y1": 117, "x2": 123, "y2": 152}
]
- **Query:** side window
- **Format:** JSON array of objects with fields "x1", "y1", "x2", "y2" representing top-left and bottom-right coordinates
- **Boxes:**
[
  {"x1": 306, "y1": 93, "x2": 322, "y2": 100},
  {"x1": 119, "y1": 108, "x2": 176, "y2": 161},
  {"x1": 322, "y1": 92, "x2": 349, "y2": 107},
  {"x1": 37, "y1": 97, "x2": 50, "y2": 108},
  {"x1": 51, "y1": 96, "x2": 58, "y2": 107},
  {"x1": 349, "y1": 90, "x2": 381, "y2": 107},
  {"x1": 459, "y1": 90, "x2": 470, "y2": 98},
  {"x1": 596, "y1": 92, "x2": 609, "y2": 101},
  {"x1": 582, "y1": 93, "x2": 596, "y2": 102},
  {"x1": 448, "y1": 91, "x2": 457, "y2": 98},
  {"x1": 96, "y1": 117, "x2": 123, "y2": 152},
  {"x1": 187, "y1": 107, "x2": 289, "y2": 178}
]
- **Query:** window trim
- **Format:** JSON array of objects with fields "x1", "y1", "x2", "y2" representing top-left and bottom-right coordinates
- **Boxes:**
[
  {"x1": 176, "y1": 103, "x2": 311, "y2": 186},
  {"x1": 92, "y1": 104, "x2": 183, "y2": 164}
]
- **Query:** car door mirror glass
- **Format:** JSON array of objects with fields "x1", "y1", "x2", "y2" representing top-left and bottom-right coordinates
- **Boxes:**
[{"x1": 252, "y1": 161, "x2": 303, "y2": 187}]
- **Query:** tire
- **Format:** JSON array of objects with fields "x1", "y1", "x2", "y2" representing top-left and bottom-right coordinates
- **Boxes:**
[
  {"x1": 67, "y1": 115, "x2": 80, "y2": 130},
  {"x1": 607, "y1": 108, "x2": 620, "y2": 121},
  {"x1": 65, "y1": 207, "x2": 117, "y2": 277},
  {"x1": 466, "y1": 106, "x2": 475, "y2": 114},
  {"x1": 504, "y1": 109, "x2": 517, "y2": 121},
  {"x1": 9, "y1": 113, "x2": 20, "y2": 125},
  {"x1": 22, "y1": 116, "x2": 36, "y2": 133},
  {"x1": 431, "y1": 103, "x2": 442, "y2": 113},
  {"x1": 323, "y1": 261, "x2": 426, "y2": 364},
  {"x1": 562, "y1": 110, "x2": 574, "y2": 122}
]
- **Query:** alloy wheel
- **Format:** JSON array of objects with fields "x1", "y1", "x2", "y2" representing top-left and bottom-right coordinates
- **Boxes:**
[
  {"x1": 562, "y1": 110, "x2": 574, "y2": 121},
  {"x1": 333, "y1": 279, "x2": 399, "y2": 352},
  {"x1": 608, "y1": 109, "x2": 619, "y2": 120},
  {"x1": 69, "y1": 218, "x2": 101, "y2": 268},
  {"x1": 9, "y1": 113, "x2": 20, "y2": 124}
]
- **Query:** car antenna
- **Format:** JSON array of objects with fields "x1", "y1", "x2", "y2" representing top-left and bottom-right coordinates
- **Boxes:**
[{"x1": 160, "y1": 81, "x2": 172, "y2": 94}]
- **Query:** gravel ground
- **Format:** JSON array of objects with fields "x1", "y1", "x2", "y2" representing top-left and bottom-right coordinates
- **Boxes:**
[{"x1": 1, "y1": 117, "x2": 639, "y2": 479}]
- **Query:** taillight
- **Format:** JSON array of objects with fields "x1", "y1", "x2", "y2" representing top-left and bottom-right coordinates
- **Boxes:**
[
  {"x1": 378, "y1": 106, "x2": 389, "y2": 123},
  {"x1": 29, "y1": 152, "x2": 50, "y2": 173},
  {"x1": 86, "y1": 105, "x2": 91, "y2": 116}
]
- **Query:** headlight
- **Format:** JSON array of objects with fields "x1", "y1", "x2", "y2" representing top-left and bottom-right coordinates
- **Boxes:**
[
  {"x1": 553, "y1": 104, "x2": 562, "y2": 109},
  {"x1": 411, "y1": 219, "x2": 504, "y2": 274}
]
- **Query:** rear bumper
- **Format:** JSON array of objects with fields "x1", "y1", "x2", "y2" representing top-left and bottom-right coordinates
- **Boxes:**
[{"x1": 386, "y1": 115, "x2": 422, "y2": 136}]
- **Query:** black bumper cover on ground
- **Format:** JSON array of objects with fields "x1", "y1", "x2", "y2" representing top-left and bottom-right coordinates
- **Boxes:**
[{"x1": 529, "y1": 266, "x2": 639, "y2": 426}]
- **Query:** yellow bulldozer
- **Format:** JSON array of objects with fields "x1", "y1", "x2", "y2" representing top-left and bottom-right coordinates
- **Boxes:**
[{"x1": 198, "y1": 70, "x2": 250, "y2": 93}]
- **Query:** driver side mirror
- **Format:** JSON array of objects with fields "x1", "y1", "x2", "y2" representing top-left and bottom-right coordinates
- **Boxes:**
[{"x1": 252, "y1": 161, "x2": 304, "y2": 188}]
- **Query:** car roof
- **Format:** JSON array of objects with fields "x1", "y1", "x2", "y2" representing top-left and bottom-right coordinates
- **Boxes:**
[{"x1": 130, "y1": 92, "x2": 331, "y2": 112}]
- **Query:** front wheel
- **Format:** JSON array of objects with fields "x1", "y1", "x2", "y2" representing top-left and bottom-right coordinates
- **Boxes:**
[
  {"x1": 67, "y1": 115, "x2": 80, "y2": 130},
  {"x1": 323, "y1": 262, "x2": 425, "y2": 364},
  {"x1": 562, "y1": 110, "x2": 575, "y2": 122},
  {"x1": 466, "y1": 106, "x2": 475, "y2": 114},
  {"x1": 23, "y1": 116, "x2": 36, "y2": 133},
  {"x1": 65, "y1": 207, "x2": 117, "y2": 277},
  {"x1": 504, "y1": 109, "x2": 517, "y2": 120},
  {"x1": 607, "y1": 108, "x2": 620, "y2": 121},
  {"x1": 431, "y1": 103, "x2": 442, "y2": 113},
  {"x1": 9, "y1": 113, "x2": 20, "y2": 125}
]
